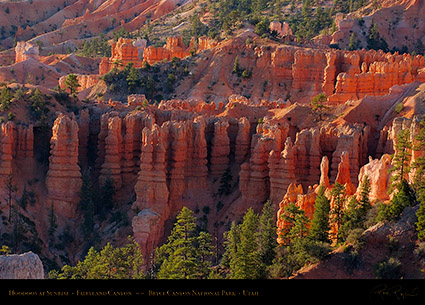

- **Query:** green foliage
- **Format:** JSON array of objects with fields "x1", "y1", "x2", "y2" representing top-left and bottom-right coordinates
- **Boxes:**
[
  {"x1": 76, "y1": 34, "x2": 111, "y2": 58},
  {"x1": 254, "y1": 19, "x2": 269, "y2": 36},
  {"x1": 0, "y1": 86, "x2": 12, "y2": 111},
  {"x1": 190, "y1": 14, "x2": 208, "y2": 38},
  {"x1": 29, "y1": 88, "x2": 49, "y2": 123},
  {"x1": 224, "y1": 208, "x2": 262, "y2": 279},
  {"x1": 348, "y1": 32, "x2": 359, "y2": 51},
  {"x1": 311, "y1": 93, "x2": 328, "y2": 121},
  {"x1": 394, "y1": 102, "x2": 404, "y2": 114},
  {"x1": 125, "y1": 63, "x2": 140, "y2": 94},
  {"x1": 339, "y1": 177, "x2": 372, "y2": 242},
  {"x1": 50, "y1": 237, "x2": 144, "y2": 279},
  {"x1": 309, "y1": 185, "x2": 331, "y2": 243},
  {"x1": 102, "y1": 57, "x2": 188, "y2": 102},
  {"x1": 232, "y1": 56, "x2": 240, "y2": 74},
  {"x1": 222, "y1": 203, "x2": 277, "y2": 279},
  {"x1": 155, "y1": 207, "x2": 214, "y2": 279},
  {"x1": 389, "y1": 129, "x2": 412, "y2": 193},
  {"x1": 259, "y1": 201, "x2": 277, "y2": 266},
  {"x1": 64, "y1": 74, "x2": 80, "y2": 96},
  {"x1": 330, "y1": 182, "x2": 346, "y2": 243},
  {"x1": 374, "y1": 257, "x2": 402, "y2": 279},
  {"x1": 367, "y1": 20, "x2": 389, "y2": 52},
  {"x1": 378, "y1": 179, "x2": 416, "y2": 222}
]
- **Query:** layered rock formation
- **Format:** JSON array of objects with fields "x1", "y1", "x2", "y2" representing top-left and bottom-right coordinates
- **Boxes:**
[
  {"x1": 143, "y1": 36, "x2": 193, "y2": 66},
  {"x1": 0, "y1": 252, "x2": 44, "y2": 279},
  {"x1": 45, "y1": 113, "x2": 82, "y2": 218},
  {"x1": 58, "y1": 74, "x2": 100, "y2": 93},
  {"x1": 15, "y1": 41, "x2": 39, "y2": 63},
  {"x1": 175, "y1": 34, "x2": 425, "y2": 104},
  {"x1": 99, "y1": 37, "x2": 146, "y2": 75}
]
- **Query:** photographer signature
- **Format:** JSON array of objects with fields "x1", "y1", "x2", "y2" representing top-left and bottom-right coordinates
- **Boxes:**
[{"x1": 370, "y1": 284, "x2": 420, "y2": 301}]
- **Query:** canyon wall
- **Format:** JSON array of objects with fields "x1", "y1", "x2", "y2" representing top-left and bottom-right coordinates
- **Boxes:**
[{"x1": 0, "y1": 88, "x2": 422, "y2": 259}]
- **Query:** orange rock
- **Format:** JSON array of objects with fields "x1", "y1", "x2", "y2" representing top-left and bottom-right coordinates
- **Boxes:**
[
  {"x1": 356, "y1": 154, "x2": 392, "y2": 203},
  {"x1": 15, "y1": 41, "x2": 39, "y2": 63},
  {"x1": 46, "y1": 113, "x2": 82, "y2": 218},
  {"x1": 58, "y1": 74, "x2": 100, "y2": 92},
  {"x1": 235, "y1": 117, "x2": 250, "y2": 164},
  {"x1": 143, "y1": 35, "x2": 192, "y2": 65},
  {"x1": 209, "y1": 119, "x2": 230, "y2": 177},
  {"x1": 100, "y1": 116, "x2": 122, "y2": 189},
  {"x1": 319, "y1": 156, "x2": 330, "y2": 187}
]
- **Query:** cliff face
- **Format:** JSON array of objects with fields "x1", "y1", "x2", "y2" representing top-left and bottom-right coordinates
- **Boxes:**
[{"x1": 172, "y1": 33, "x2": 425, "y2": 104}]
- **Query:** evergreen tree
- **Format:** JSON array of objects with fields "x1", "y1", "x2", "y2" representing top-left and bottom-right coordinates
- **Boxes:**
[
  {"x1": 330, "y1": 182, "x2": 346, "y2": 243},
  {"x1": 258, "y1": 200, "x2": 277, "y2": 267},
  {"x1": 155, "y1": 207, "x2": 214, "y2": 279},
  {"x1": 311, "y1": 93, "x2": 328, "y2": 121},
  {"x1": 416, "y1": 192, "x2": 425, "y2": 241},
  {"x1": 278, "y1": 202, "x2": 305, "y2": 245},
  {"x1": 126, "y1": 63, "x2": 140, "y2": 94},
  {"x1": 389, "y1": 129, "x2": 412, "y2": 193},
  {"x1": 64, "y1": 74, "x2": 80, "y2": 96},
  {"x1": 378, "y1": 179, "x2": 415, "y2": 222},
  {"x1": 348, "y1": 32, "x2": 356, "y2": 51},
  {"x1": 0, "y1": 86, "x2": 12, "y2": 111},
  {"x1": 230, "y1": 208, "x2": 262, "y2": 279},
  {"x1": 413, "y1": 116, "x2": 425, "y2": 240},
  {"x1": 232, "y1": 56, "x2": 240, "y2": 74},
  {"x1": 358, "y1": 175, "x2": 372, "y2": 210},
  {"x1": 309, "y1": 185, "x2": 331, "y2": 243},
  {"x1": 367, "y1": 19, "x2": 388, "y2": 52},
  {"x1": 218, "y1": 168, "x2": 233, "y2": 197},
  {"x1": 221, "y1": 221, "x2": 240, "y2": 276},
  {"x1": 5, "y1": 173, "x2": 17, "y2": 222},
  {"x1": 51, "y1": 237, "x2": 144, "y2": 279}
]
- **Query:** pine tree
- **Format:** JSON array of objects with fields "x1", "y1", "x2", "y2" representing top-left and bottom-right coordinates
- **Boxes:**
[
  {"x1": 221, "y1": 221, "x2": 240, "y2": 276},
  {"x1": 156, "y1": 207, "x2": 214, "y2": 279},
  {"x1": 232, "y1": 56, "x2": 240, "y2": 74},
  {"x1": 278, "y1": 202, "x2": 305, "y2": 245},
  {"x1": 64, "y1": 74, "x2": 80, "y2": 96},
  {"x1": 231, "y1": 208, "x2": 262, "y2": 279},
  {"x1": 218, "y1": 168, "x2": 233, "y2": 197},
  {"x1": 311, "y1": 93, "x2": 328, "y2": 121},
  {"x1": 348, "y1": 32, "x2": 356, "y2": 51},
  {"x1": 126, "y1": 63, "x2": 140, "y2": 93},
  {"x1": 51, "y1": 237, "x2": 144, "y2": 279},
  {"x1": 389, "y1": 129, "x2": 412, "y2": 193},
  {"x1": 413, "y1": 116, "x2": 425, "y2": 240},
  {"x1": 330, "y1": 182, "x2": 346, "y2": 243},
  {"x1": 258, "y1": 200, "x2": 277, "y2": 267},
  {"x1": 309, "y1": 185, "x2": 331, "y2": 243},
  {"x1": 416, "y1": 188, "x2": 425, "y2": 241},
  {"x1": 359, "y1": 175, "x2": 371, "y2": 210},
  {"x1": 378, "y1": 179, "x2": 415, "y2": 222}
]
